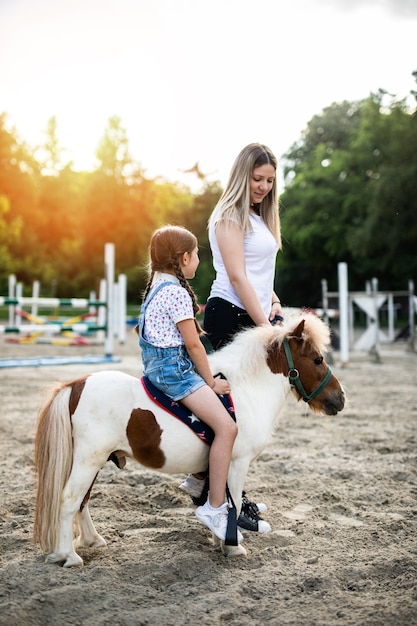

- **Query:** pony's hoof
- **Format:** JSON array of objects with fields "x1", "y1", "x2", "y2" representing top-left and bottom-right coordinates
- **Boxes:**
[
  {"x1": 44, "y1": 552, "x2": 65, "y2": 564},
  {"x1": 209, "y1": 534, "x2": 222, "y2": 548},
  {"x1": 75, "y1": 534, "x2": 106, "y2": 549},
  {"x1": 45, "y1": 552, "x2": 84, "y2": 567},
  {"x1": 63, "y1": 555, "x2": 84, "y2": 568},
  {"x1": 222, "y1": 543, "x2": 247, "y2": 557}
]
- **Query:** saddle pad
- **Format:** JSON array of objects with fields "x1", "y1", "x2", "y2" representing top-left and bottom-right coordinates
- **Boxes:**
[{"x1": 141, "y1": 375, "x2": 236, "y2": 445}]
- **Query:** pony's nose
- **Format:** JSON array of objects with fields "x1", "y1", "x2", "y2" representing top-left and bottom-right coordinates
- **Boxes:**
[{"x1": 324, "y1": 391, "x2": 345, "y2": 415}]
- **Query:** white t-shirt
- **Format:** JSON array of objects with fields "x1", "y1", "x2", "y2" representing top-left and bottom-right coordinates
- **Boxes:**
[
  {"x1": 208, "y1": 213, "x2": 279, "y2": 315},
  {"x1": 143, "y1": 273, "x2": 194, "y2": 347}
]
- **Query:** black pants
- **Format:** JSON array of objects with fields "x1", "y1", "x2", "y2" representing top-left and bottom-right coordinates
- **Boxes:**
[{"x1": 203, "y1": 297, "x2": 256, "y2": 351}]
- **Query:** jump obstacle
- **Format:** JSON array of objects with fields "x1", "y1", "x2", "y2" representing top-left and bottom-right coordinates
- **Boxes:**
[
  {"x1": 0, "y1": 243, "x2": 126, "y2": 368},
  {"x1": 322, "y1": 262, "x2": 416, "y2": 364}
]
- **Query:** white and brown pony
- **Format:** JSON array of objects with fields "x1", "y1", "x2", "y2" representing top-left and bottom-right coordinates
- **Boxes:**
[{"x1": 34, "y1": 313, "x2": 345, "y2": 567}]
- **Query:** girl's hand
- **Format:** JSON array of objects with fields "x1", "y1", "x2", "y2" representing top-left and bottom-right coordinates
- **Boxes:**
[{"x1": 212, "y1": 375, "x2": 231, "y2": 395}]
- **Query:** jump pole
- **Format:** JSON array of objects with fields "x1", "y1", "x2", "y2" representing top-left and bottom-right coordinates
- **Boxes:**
[
  {"x1": 0, "y1": 323, "x2": 107, "y2": 334},
  {"x1": 0, "y1": 297, "x2": 107, "y2": 309}
]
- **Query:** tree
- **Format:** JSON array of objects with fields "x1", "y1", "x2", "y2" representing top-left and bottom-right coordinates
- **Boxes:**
[
  {"x1": 36, "y1": 116, "x2": 71, "y2": 175},
  {"x1": 347, "y1": 95, "x2": 417, "y2": 284},
  {"x1": 278, "y1": 87, "x2": 417, "y2": 307},
  {"x1": 95, "y1": 116, "x2": 131, "y2": 180},
  {"x1": 0, "y1": 114, "x2": 39, "y2": 292},
  {"x1": 178, "y1": 181, "x2": 222, "y2": 303},
  {"x1": 0, "y1": 195, "x2": 21, "y2": 281}
]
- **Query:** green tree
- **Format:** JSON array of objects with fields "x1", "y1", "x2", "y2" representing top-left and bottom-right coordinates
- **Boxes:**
[
  {"x1": 347, "y1": 95, "x2": 417, "y2": 283},
  {"x1": 279, "y1": 87, "x2": 417, "y2": 307}
]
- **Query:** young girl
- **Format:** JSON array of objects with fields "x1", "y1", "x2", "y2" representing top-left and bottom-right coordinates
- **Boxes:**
[{"x1": 138, "y1": 225, "x2": 241, "y2": 543}]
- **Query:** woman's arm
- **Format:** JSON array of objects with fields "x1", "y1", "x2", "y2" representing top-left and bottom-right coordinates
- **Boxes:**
[
  {"x1": 215, "y1": 220, "x2": 269, "y2": 325},
  {"x1": 177, "y1": 319, "x2": 231, "y2": 395}
]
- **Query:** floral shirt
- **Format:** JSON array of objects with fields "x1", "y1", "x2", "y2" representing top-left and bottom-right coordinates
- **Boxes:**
[{"x1": 143, "y1": 274, "x2": 194, "y2": 347}]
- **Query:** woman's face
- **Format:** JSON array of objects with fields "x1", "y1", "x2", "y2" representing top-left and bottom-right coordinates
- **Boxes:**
[{"x1": 250, "y1": 163, "x2": 275, "y2": 204}]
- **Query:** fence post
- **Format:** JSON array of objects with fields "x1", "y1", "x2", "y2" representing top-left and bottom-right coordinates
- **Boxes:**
[
  {"x1": 8, "y1": 275, "x2": 16, "y2": 327},
  {"x1": 104, "y1": 243, "x2": 115, "y2": 357},
  {"x1": 118, "y1": 274, "x2": 127, "y2": 345},
  {"x1": 338, "y1": 262, "x2": 349, "y2": 366},
  {"x1": 408, "y1": 279, "x2": 416, "y2": 352},
  {"x1": 32, "y1": 280, "x2": 40, "y2": 317},
  {"x1": 370, "y1": 277, "x2": 381, "y2": 362}
]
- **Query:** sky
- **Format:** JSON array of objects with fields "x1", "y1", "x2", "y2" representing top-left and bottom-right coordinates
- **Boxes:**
[{"x1": 1, "y1": 0, "x2": 416, "y2": 189}]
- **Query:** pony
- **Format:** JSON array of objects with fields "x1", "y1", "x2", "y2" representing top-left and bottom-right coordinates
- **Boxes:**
[{"x1": 34, "y1": 313, "x2": 345, "y2": 567}]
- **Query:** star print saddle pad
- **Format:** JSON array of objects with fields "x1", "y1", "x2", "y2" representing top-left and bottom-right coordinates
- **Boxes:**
[{"x1": 140, "y1": 375, "x2": 236, "y2": 445}]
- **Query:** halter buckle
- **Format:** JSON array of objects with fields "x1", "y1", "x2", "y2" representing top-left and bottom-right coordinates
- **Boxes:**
[{"x1": 288, "y1": 368, "x2": 300, "y2": 385}]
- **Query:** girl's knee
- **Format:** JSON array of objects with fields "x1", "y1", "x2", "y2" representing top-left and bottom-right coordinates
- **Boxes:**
[
  {"x1": 229, "y1": 421, "x2": 238, "y2": 440},
  {"x1": 212, "y1": 412, "x2": 238, "y2": 440}
]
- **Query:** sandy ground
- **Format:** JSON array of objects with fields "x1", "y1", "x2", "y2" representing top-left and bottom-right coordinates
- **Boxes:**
[{"x1": 0, "y1": 327, "x2": 416, "y2": 626}]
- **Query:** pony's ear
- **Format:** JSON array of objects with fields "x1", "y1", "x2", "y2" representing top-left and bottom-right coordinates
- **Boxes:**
[
  {"x1": 292, "y1": 319, "x2": 305, "y2": 338},
  {"x1": 266, "y1": 336, "x2": 287, "y2": 374}
]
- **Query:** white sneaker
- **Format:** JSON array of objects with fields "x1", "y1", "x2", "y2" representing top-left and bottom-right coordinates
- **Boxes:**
[
  {"x1": 195, "y1": 499, "x2": 243, "y2": 543},
  {"x1": 179, "y1": 474, "x2": 205, "y2": 498}
]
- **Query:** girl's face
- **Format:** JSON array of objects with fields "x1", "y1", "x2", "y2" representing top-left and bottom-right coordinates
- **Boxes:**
[
  {"x1": 250, "y1": 163, "x2": 275, "y2": 204},
  {"x1": 181, "y1": 246, "x2": 200, "y2": 279}
]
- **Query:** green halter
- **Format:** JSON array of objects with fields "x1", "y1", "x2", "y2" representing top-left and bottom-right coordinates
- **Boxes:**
[{"x1": 282, "y1": 338, "x2": 333, "y2": 403}]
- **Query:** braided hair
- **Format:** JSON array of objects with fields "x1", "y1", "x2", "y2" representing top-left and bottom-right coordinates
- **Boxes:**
[{"x1": 142, "y1": 225, "x2": 204, "y2": 334}]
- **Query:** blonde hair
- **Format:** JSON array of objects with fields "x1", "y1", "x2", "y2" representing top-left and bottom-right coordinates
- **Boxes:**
[
  {"x1": 209, "y1": 143, "x2": 281, "y2": 247},
  {"x1": 142, "y1": 225, "x2": 204, "y2": 334}
]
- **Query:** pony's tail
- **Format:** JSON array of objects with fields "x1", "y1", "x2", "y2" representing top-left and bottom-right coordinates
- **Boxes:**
[{"x1": 34, "y1": 382, "x2": 74, "y2": 553}]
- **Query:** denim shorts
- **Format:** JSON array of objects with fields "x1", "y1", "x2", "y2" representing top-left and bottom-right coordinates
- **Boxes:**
[{"x1": 141, "y1": 344, "x2": 206, "y2": 401}]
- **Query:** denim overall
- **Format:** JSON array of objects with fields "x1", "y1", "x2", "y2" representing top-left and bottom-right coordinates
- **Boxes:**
[{"x1": 138, "y1": 281, "x2": 206, "y2": 402}]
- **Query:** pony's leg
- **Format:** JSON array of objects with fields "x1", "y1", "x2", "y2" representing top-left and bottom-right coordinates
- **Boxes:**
[
  {"x1": 199, "y1": 459, "x2": 250, "y2": 557},
  {"x1": 220, "y1": 458, "x2": 251, "y2": 557},
  {"x1": 75, "y1": 504, "x2": 106, "y2": 549},
  {"x1": 221, "y1": 541, "x2": 247, "y2": 557},
  {"x1": 46, "y1": 464, "x2": 102, "y2": 568},
  {"x1": 206, "y1": 533, "x2": 247, "y2": 557}
]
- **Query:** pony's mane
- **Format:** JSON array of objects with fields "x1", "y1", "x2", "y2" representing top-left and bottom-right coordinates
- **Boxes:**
[
  {"x1": 289, "y1": 311, "x2": 331, "y2": 353},
  {"x1": 209, "y1": 312, "x2": 331, "y2": 380}
]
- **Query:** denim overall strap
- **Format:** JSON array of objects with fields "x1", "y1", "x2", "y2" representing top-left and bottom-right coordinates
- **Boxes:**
[{"x1": 138, "y1": 280, "x2": 175, "y2": 347}]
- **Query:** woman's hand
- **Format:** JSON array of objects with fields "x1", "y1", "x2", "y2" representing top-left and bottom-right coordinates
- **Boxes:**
[{"x1": 269, "y1": 300, "x2": 284, "y2": 324}]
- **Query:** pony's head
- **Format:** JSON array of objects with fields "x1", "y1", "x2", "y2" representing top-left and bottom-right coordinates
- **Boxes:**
[{"x1": 266, "y1": 313, "x2": 345, "y2": 415}]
